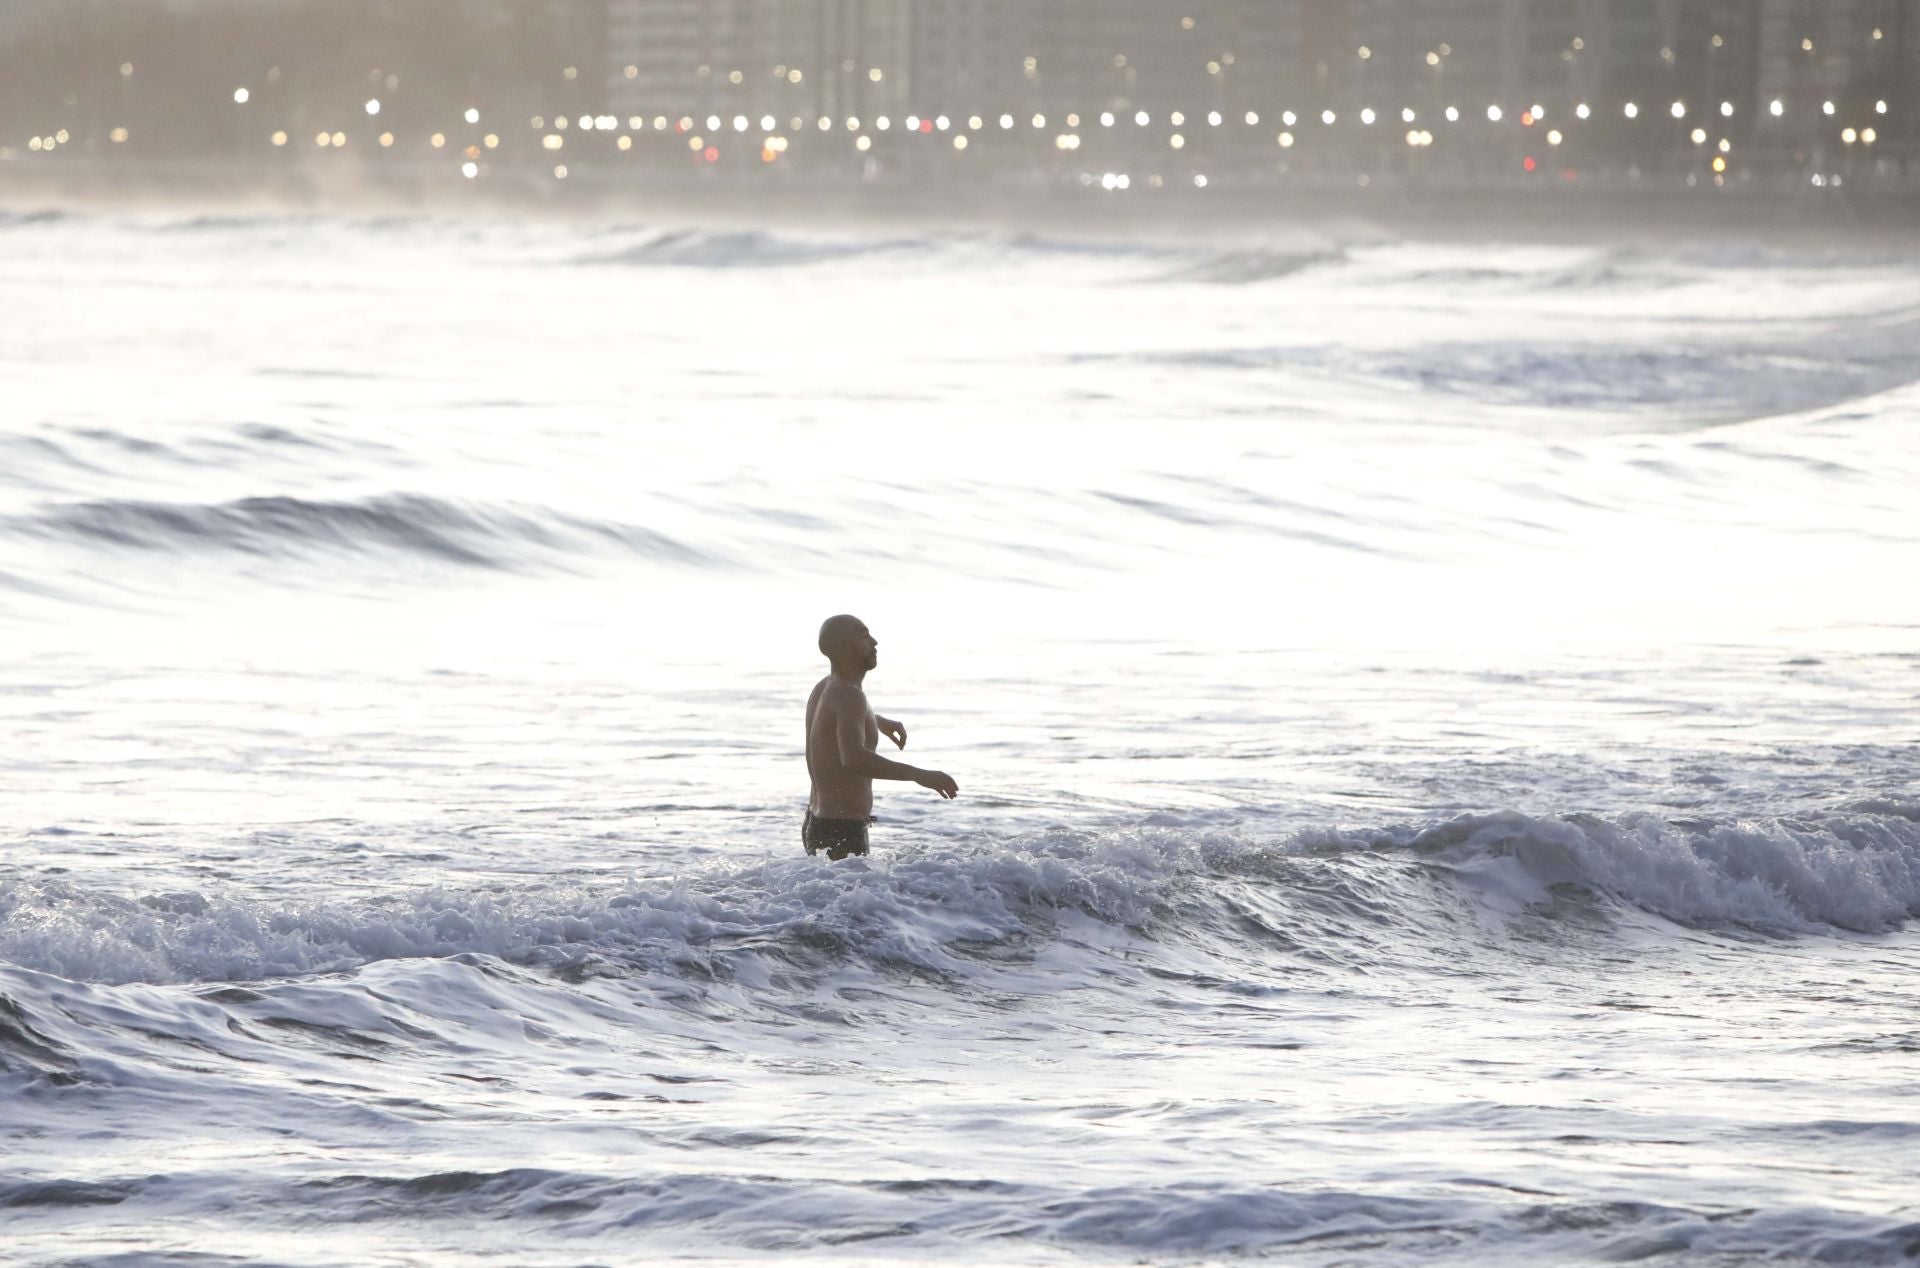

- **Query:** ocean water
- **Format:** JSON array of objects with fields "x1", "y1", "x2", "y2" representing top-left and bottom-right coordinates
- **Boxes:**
[{"x1": 2, "y1": 208, "x2": 1918, "y2": 1266}]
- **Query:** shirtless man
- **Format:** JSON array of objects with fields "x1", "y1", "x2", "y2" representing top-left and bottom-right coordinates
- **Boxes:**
[{"x1": 804, "y1": 614, "x2": 958, "y2": 859}]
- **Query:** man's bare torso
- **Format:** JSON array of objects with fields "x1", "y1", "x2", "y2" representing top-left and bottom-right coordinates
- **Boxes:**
[{"x1": 805, "y1": 674, "x2": 876, "y2": 819}]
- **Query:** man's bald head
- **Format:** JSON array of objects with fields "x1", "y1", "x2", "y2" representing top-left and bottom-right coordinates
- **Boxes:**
[
  {"x1": 818, "y1": 614, "x2": 864, "y2": 658},
  {"x1": 818, "y1": 614, "x2": 877, "y2": 672}
]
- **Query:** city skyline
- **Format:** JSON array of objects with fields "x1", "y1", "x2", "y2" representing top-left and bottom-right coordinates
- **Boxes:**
[{"x1": 3, "y1": 0, "x2": 1913, "y2": 196}]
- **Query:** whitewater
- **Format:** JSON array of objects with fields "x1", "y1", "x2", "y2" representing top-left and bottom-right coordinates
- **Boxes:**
[{"x1": 1, "y1": 208, "x2": 1918, "y2": 1265}]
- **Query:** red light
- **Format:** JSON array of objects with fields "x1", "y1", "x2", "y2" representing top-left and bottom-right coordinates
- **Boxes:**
[
  {"x1": 1521, "y1": 112, "x2": 1535, "y2": 126},
  {"x1": 1522, "y1": 155, "x2": 1537, "y2": 171},
  {"x1": 919, "y1": 119, "x2": 933, "y2": 134},
  {"x1": 704, "y1": 146, "x2": 718, "y2": 162}
]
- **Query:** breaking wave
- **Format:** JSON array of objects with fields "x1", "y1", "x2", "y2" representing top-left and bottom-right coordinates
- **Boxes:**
[{"x1": 5, "y1": 807, "x2": 1914, "y2": 989}]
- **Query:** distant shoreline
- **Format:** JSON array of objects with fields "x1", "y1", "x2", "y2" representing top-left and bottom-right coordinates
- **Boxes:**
[{"x1": 6, "y1": 159, "x2": 1918, "y2": 247}]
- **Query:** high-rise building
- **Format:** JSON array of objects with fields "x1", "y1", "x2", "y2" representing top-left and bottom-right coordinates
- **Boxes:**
[
  {"x1": 1756, "y1": 0, "x2": 1914, "y2": 165},
  {"x1": 906, "y1": 0, "x2": 1029, "y2": 114},
  {"x1": 605, "y1": 0, "x2": 908, "y2": 124},
  {"x1": 1350, "y1": 0, "x2": 1519, "y2": 112}
]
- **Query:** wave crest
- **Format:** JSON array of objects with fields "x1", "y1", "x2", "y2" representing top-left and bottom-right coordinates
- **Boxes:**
[
  {"x1": 8, "y1": 494, "x2": 718, "y2": 571},
  {"x1": 4, "y1": 808, "x2": 1914, "y2": 988}
]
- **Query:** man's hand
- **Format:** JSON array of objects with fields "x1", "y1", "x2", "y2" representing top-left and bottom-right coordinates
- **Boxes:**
[
  {"x1": 877, "y1": 715, "x2": 908, "y2": 750},
  {"x1": 916, "y1": 769, "x2": 959, "y2": 800}
]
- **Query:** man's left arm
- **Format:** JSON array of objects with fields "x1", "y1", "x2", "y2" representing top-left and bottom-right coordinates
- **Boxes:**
[{"x1": 875, "y1": 714, "x2": 907, "y2": 749}]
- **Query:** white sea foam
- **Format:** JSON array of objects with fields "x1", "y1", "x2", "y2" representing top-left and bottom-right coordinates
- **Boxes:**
[{"x1": 5, "y1": 809, "x2": 1914, "y2": 990}]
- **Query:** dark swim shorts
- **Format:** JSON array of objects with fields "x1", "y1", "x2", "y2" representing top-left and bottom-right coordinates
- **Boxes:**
[{"x1": 803, "y1": 811, "x2": 871, "y2": 860}]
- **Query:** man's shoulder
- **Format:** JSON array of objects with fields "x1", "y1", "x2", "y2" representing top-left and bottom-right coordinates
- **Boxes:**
[{"x1": 818, "y1": 675, "x2": 867, "y2": 705}]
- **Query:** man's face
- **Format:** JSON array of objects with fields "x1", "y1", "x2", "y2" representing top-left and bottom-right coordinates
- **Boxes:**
[{"x1": 855, "y1": 624, "x2": 878, "y2": 670}]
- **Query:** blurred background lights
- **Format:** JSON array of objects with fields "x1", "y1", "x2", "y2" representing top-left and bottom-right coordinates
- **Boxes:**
[
  {"x1": 232, "y1": 87, "x2": 249, "y2": 104},
  {"x1": 365, "y1": 99, "x2": 380, "y2": 116},
  {"x1": 461, "y1": 160, "x2": 477, "y2": 177},
  {"x1": 464, "y1": 108, "x2": 479, "y2": 124},
  {"x1": 1486, "y1": 105, "x2": 1502, "y2": 121}
]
